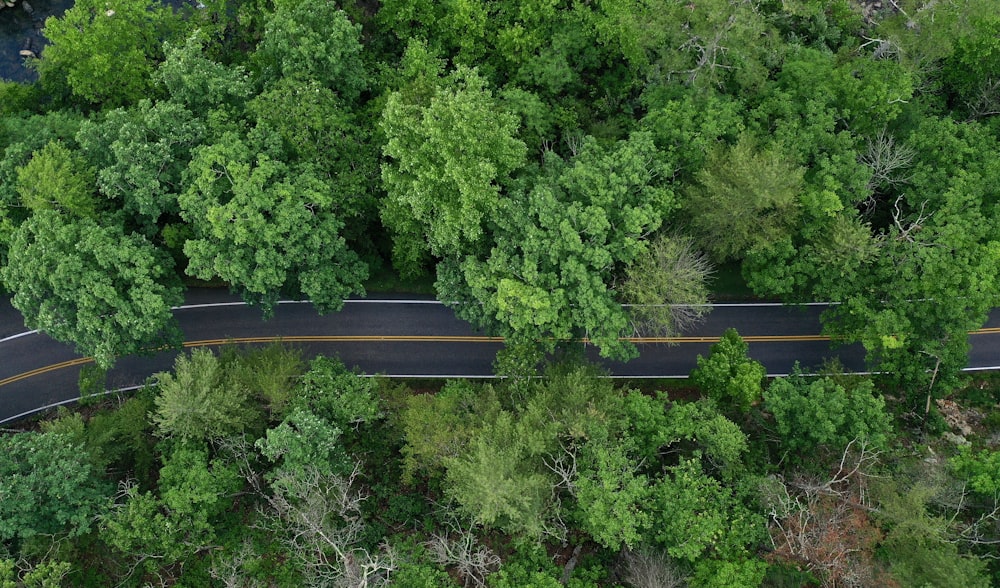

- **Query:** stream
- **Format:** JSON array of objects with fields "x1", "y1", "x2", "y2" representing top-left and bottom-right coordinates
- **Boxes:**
[{"x1": 0, "y1": 0, "x2": 72, "y2": 82}]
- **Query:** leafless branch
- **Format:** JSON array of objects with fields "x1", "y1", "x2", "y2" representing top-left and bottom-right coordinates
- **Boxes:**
[
  {"x1": 763, "y1": 441, "x2": 885, "y2": 587},
  {"x1": 965, "y1": 78, "x2": 1000, "y2": 121},
  {"x1": 891, "y1": 196, "x2": 931, "y2": 243},
  {"x1": 673, "y1": 15, "x2": 738, "y2": 86},
  {"x1": 543, "y1": 441, "x2": 579, "y2": 496},
  {"x1": 426, "y1": 522, "x2": 500, "y2": 588},
  {"x1": 620, "y1": 547, "x2": 687, "y2": 588},
  {"x1": 265, "y1": 464, "x2": 396, "y2": 587},
  {"x1": 210, "y1": 539, "x2": 266, "y2": 588},
  {"x1": 859, "y1": 129, "x2": 914, "y2": 195}
]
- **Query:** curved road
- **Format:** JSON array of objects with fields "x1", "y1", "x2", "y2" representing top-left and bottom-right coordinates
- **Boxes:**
[{"x1": 2, "y1": 290, "x2": 1000, "y2": 424}]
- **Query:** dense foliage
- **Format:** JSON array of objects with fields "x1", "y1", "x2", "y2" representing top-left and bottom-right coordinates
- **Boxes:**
[
  {"x1": 2, "y1": 0, "x2": 1000, "y2": 585},
  {"x1": 1, "y1": 345, "x2": 998, "y2": 587},
  {"x1": 0, "y1": 0, "x2": 992, "y2": 382}
]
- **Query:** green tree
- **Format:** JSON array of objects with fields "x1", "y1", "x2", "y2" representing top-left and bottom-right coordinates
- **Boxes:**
[
  {"x1": 158, "y1": 444, "x2": 242, "y2": 535},
  {"x1": 290, "y1": 356, "x2": 382, "y2": 428},
  {"x1": 36, "y1": 0, "x2": 183, "y2": 107},
  {"x1": 380, "y1": 64, "x2": 527, "y2": 275},
  {"x1": 152, "y1": 348, "x2": 261, "y2": 442},
  {"x1": 101, "y1": 444, "x2": 241, "y2": 569},
  {"x1": 690, "y1": 329, "x2": 766, "y2": 414},
  {"x1": 684, "y1": 135, "x2": 803, "y2": 263},
  {"x1": 76, "y1": 99, "x2": 205, "y2": 230},
  {"x1": 247, "y1": 77, "x2": 379, "y2": 245},
  {"x1": 1, "y1": 211, "x2": 183, "y2": 368},
  {"x1": 179, "y1": 133, "x2": 368, "y2": 314},
  {"x1": 649, "y1": 458, "x2": 765, "y2": 564},
  {"x1": 664, "y1": 400, "x2": 750, "y2": 479},
  {"x1": 0, "y1": 112, "x2": 86, "y2": 264},
  {"x1": 0, "y1": 432, "x2": 111, "y2": 546},
  {"x1": 257, "y1": 408, "x2": 351, "y2": 477},
  {"x1": 80, "y1": 393, "x2": 158, "y2": 484},
  {"x1": 158, "y1": 33, "x2": 253, "y2": 113},
  {"x1": 873, "y1": 470, "x2": 993, "y2": 588},
  {"x1": 763, "y1": 373, "x2": 892, "y2": 459},
  {"x1": 223, "y1": 343, "x2": 305, "y2": 418},
  {"x1": 400, "y1": 380, "x2": 500, "y2": 481},
  {"x1": 595, "y1": 0, "x2": 778, "y2": 92},
  {"x1": 254, "y1": 0, "x2": 367, "y2": 99},
  {"x1": 640, "y1": 89, "x2": 746, "y2": 180},
  {"x1": 440, "y1": 132, "x2": 671, "y2": 360},
  {"x1": 621, "y1": 233, "x2": 713, "y2": 338},
  {"x1": 573, "y1": 443, "x2": 652, "y2": 551},
  {"x1": 16, "y1": 140, "x2": 97, "y2": 217},
  {"x1": 443, "y1": 411, "x2": 554, "y2": 537}
]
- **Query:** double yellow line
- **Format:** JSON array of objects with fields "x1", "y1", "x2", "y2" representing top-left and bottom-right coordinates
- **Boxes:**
[{"x1": 3, "y1": 328, "x2": 999, "y2": 388}]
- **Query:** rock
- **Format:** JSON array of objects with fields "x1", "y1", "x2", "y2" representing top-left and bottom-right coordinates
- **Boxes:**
[
  {"x1": 18, "y1": 50, "x2": 35, "y2": 58},
  {"x1": 19, "y1": 37, "x2": 36, "y2": 59},
  {"x1": 942, "y1": 431, "x2": 970, "y2": 446},
  {"x1": 937, "y1": 398, "x2": 974, "y2": 437},
  {"x1": 21, "y1": 0, "x2": 32, "y2": 14}
]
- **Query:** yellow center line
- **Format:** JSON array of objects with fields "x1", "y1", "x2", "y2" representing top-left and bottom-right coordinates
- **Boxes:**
[
  {"x1": 2, "y1": 328, "x2": 998, "y2": 388},
  {"x1": 0, "y1": 356, "x2": 95, "y2": 387}
]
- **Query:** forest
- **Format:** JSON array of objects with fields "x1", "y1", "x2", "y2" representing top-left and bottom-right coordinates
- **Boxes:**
[{"x1": 0, "y1": 0, "x2": 999, "y2": 585}]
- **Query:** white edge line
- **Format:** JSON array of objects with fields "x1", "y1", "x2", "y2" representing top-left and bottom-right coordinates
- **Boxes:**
[
  {"x1": 6, "y1": 366, "x2": 999, "y2": 425},
  {"x1": 171, "y1": 300, "x2": 842, "y2": 311},
  {"x1": 0, "y1": 330, "x2": 38, "y2": 343},
  {"x1": 172, "y1": 300, "x2": 444, "y2": 310},
  {"x1": 0, "y1": 385, "x2": 151, "y2": 425}
]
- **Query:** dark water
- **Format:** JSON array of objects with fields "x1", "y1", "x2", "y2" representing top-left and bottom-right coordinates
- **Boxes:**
[{"x1": 0, "y1": 0, "x2": 72, "y2": 82}]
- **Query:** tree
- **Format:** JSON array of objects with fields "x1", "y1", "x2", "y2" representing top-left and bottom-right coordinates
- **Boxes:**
[
  {"x1": 649, "y1": 458, "x2": 765, "y2": 564},
  {"x1": 763, "y1": 373, "x2": 892, "y2": 460},
  {"x1": 179, "y1": 133, "x2": 368, "y2": 314},
  {"x1": 247, "y1": 77, "x2": 380, "y2": 245},
  {"x1": 943, "y1": 16, "x2": 1000, "y2": 119},
  {"x1": 443, "y1": 411, "x2": 555, "y2": 537},
  {"x1": 596, "y1": 0, "x2": 778, "y2": 92},
  {"x1": 257, "y1": 408, "x2": 352, "y2": 478},
  {"x1": 157, "y1": 33, "x2": 253, "y2": 113},
  {"x1": 16, "y1": 140, "x2": 97, "y2": 218},
  {"x1": 572, "y1": 443, "x2": 652, "y2": 551},
  {"x1": 0, "y1": 111, "x2": 86, "y2": 265},
  {"x1": 291, "y1": 356, "x2": 383, "y2": 428},
  {"x1": 664, "y1": 400, "x2": 749, "y2": 479},
  {"x1": 0, "y1": 432, "x2": 111, "y2": 546},
  {"x1": 639, "y1": 89, "x2": 746, "y2": 180},
  {"x1": 76, "y1": 99, "x2": 205, "y2": 231},
  {"x1": 157, "y1": 444, "x2": 242, "y2": 541},
  {"x1": 439, "y1": 132, "x2": 671, "y2": 360},
  {"x1": 35, "y1": 0, "x2": 183, "y2": 107},
  {"x1": 621, "y1": 233, "x2": 713, "y2": 338},
  {"x1": 1, "y1": 211, "x2": 183, "y2": 368},
  {"x1": 874, "y1": 474, "x2": 992, "y2": 588},
  {"x1": 222, "y1": 343, "x2": 305, "y2": 418},
  {"x1": 152, "y1": 348, "x2": 261, "y2": 442},
  {"x1": 263, "y1": 465, "x2": 397, "y2": 587},
  {"x1": 254, "y1": 0, "x2": 368, "y2": 100},
  {"x1": 821, "y1": 172, "x2": 1000, "y2": 398},
  {"x1": 684, "y1": 134, "x2": 803, "y2": 263},
  {"x1": 400, "y1": 380, "x2": 500, "y2": 481},
  {"x1": 380, "y1": 64, "x2": 527, "y2": 275},
  {"x1": 690, "y1": 329, "x2": 765, "y2": 414},
  {"x1": 101, "y1": 444, "x2": 242, "y2": 572}
]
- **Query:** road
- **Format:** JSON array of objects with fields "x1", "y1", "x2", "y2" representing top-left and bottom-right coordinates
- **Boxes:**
[{"x1": 2, "y1": 290, "x2": 1000, "y2": 424}]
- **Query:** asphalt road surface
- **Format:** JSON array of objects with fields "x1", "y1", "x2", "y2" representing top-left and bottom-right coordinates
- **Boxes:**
[{"x1": 2, "y1": 289, "x2": 999, "y2": 424}]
